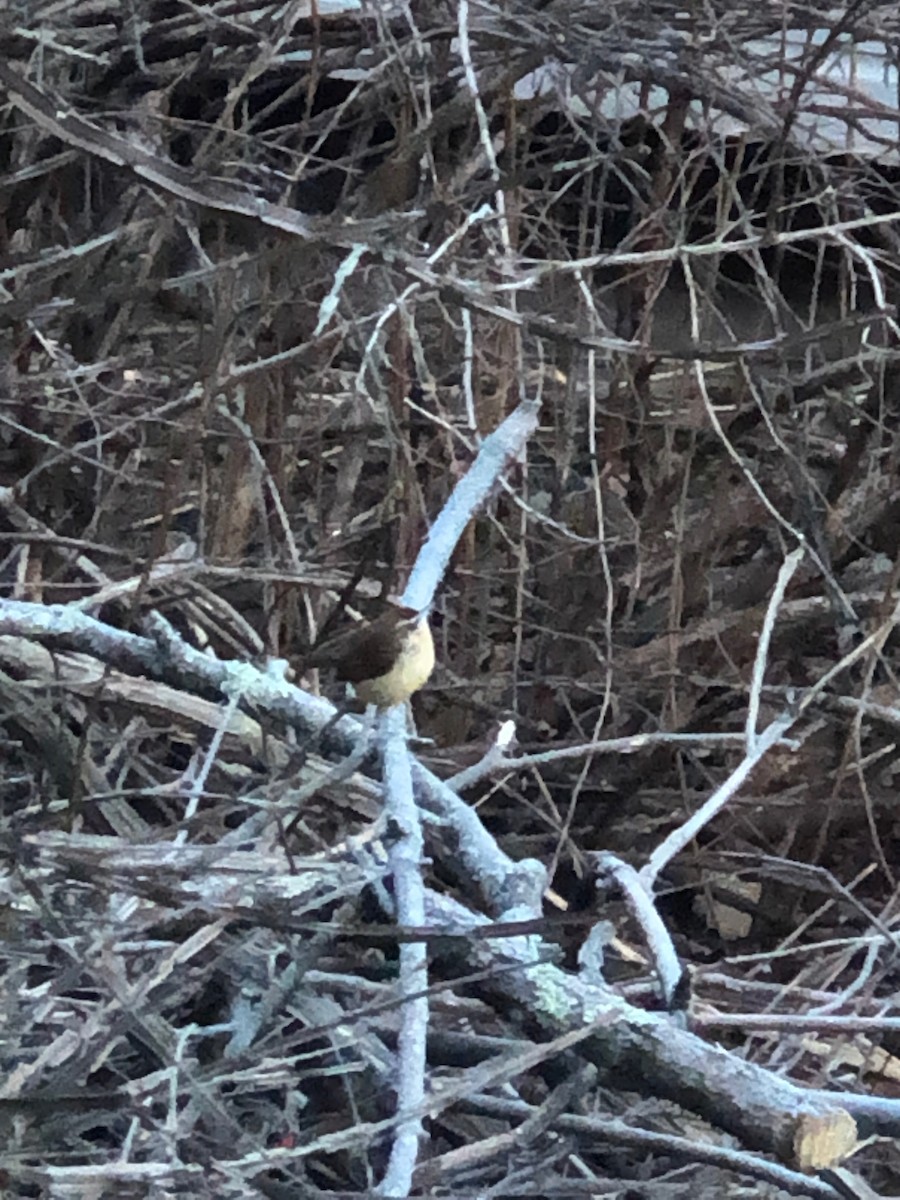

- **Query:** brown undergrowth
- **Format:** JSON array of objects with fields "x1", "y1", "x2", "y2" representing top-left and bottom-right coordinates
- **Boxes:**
[{"x1": 2, "y1": 2, "x2": 900, "y2": 1196}]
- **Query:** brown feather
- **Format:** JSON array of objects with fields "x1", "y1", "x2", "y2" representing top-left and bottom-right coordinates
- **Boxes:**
[{"x1": 303, "y1": 606, "x2": 420, "y2": 683}]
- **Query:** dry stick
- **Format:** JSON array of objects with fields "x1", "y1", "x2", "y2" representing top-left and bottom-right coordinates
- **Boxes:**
[
  {"x1": 415, "y1": 1065, "x2": 597, "y2": 1190},
  {"x1": 378, "y1": 395, "x2": 542, "y2": 1197},
  {"x1": 71, "y1": 550, "x2": 202, "y2": 613},
  {"x1": 460, "y1": 1093, "x2": 845, "y2": 1200},
  {"x1": 640, "y1": 716, "x2": 797, "y2": 891},
  {"x1": 592, "y1": 852, "x2": 684, "y2": 1010},
  {"x1": 416, "y1": 889, "x2": 858, "y2": 1171},
  {"x1": 641, "y1": 596, "x2": 900, "y2": 892},
  {"x1": 376, "y1": 706, "x2": 426, "y2": 1199},
  {"x1": 447, "y1": 730, "x2": 793, "y2": 793},
  {"x1": 0, "y1": 488, "x2": 110, "y2": 588},
  {"x1": 0, "y1": 60, "x2": 314, "y2": 243},
  {"x1": 591, "y1": 554, "x2": 802, "y2": 1002},
  {"x1": 544, "y1": 336, "x2": 616, "y2": 888},
  {"x1": 697, "y1": 1011, "x2": 900, "y2": 1036},
  {"x1": 746, "y1": 546, "x2": 805, "y2": 751},
  {"x1": 174, "y1": 692, "x2": 241, "y2": 848},
  {"x1": 681, "y1": 261, "x2": 825, "y2": 564},
  {"x1": 837, "y1": 550, "x2": 900, "y2": 887},
  {"x1": 640, "y1": 540, "x2": 804, "y2": 890}
]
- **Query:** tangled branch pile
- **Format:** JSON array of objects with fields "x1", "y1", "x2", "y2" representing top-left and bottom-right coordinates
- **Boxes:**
[{"x1": 2, "y1": 1, "x2": 900, "y2": 1196}]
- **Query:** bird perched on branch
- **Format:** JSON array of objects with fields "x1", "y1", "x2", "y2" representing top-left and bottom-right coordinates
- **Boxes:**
[{"x1": 302, "y1": 604, "x2": 434, "y2": 709}]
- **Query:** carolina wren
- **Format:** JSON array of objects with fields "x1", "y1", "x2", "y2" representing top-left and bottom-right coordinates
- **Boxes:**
[{"x1": 303, "y1": 605, "x2": 435, "y2": 708}]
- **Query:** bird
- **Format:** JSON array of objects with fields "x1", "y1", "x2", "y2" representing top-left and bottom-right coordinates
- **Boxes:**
[{"x1": 301, "y1": 604, "x2": 435, "y2": 709}]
